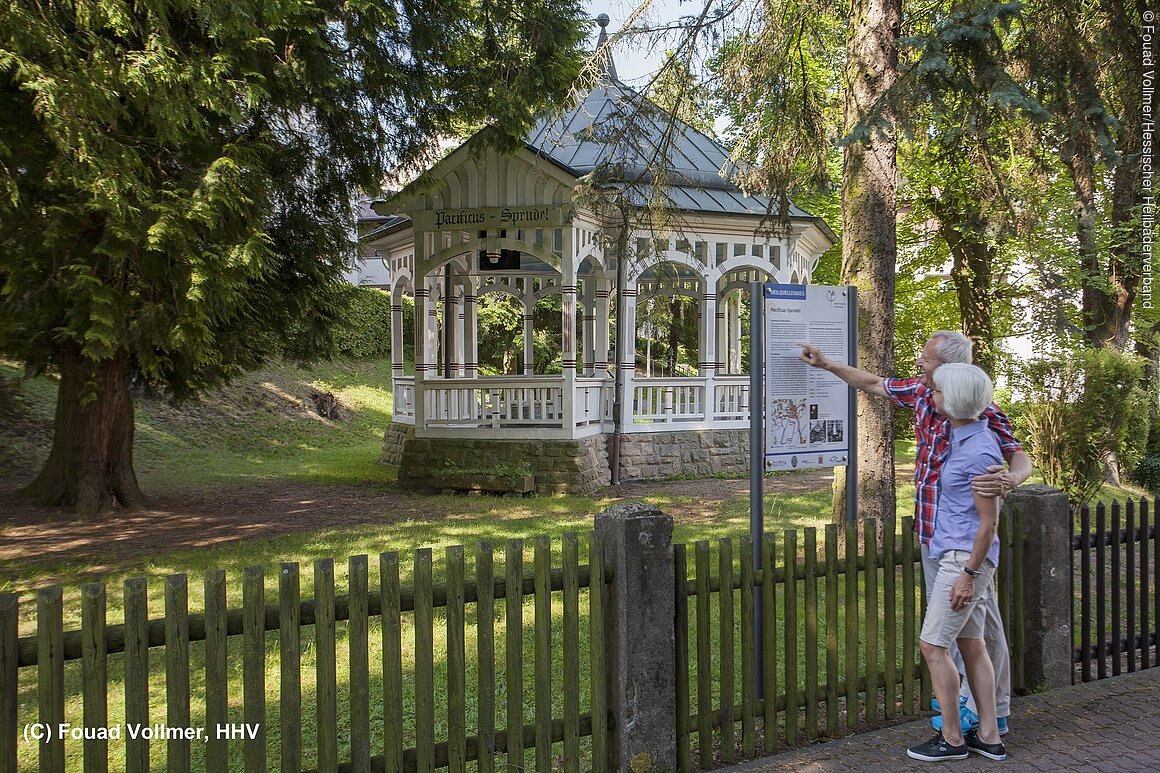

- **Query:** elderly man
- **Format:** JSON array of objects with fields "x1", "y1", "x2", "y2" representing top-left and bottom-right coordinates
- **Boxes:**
[{"x1": 798, "y1": 331, "x2": 1032, "y2": 736}]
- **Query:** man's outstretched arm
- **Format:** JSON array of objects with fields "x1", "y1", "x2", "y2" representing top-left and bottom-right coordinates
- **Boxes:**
[{"x1": 797, "y1": 342, "x2": 889, "y2": 397}]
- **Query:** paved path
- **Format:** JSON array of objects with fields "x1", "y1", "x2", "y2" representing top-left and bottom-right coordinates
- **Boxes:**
[{"x1": 721, "y1": 668, "x2": 1160, "y2": 771}]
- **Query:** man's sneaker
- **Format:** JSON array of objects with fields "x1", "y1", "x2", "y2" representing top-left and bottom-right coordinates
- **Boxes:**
[
  {"x1": 930, "y1": 703, "x2": 979, "y2": 734},
  {"x1": 997, "y1": 716, "x2": 1009, "y2": 736},
  {"x1": 907, "y1": 732, "x2": 969, "y2": 761},
  {"x1": 965, "y1": 729, "x2": 1007, "y2": 761}
]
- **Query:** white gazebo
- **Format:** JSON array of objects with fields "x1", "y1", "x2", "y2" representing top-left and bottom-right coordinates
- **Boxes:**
[{"x1": 366, "y1": 22, "x2": 835, "y2": 492}]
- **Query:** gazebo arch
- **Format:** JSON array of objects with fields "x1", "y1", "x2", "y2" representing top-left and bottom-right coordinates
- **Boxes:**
[{"x1": 364, "y1": 19, "x2": 835, "y2": 492}]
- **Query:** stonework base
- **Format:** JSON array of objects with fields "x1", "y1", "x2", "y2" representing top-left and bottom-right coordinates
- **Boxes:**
[{"x1": 382, "y1": 424, "x2": 754, "y2": 493}]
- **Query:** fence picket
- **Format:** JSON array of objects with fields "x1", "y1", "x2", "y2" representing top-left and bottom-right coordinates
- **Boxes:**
[
  {"x1": 760, "y1": 533, "x2": 777, "y2": 755},
  {"x1": 864, "y1": 519, "x2": 879, "y2": 724},
  {"x1": 534, "y1": 535, "x2": 553, "y2": 773},
  {"x1": 37, "y1": 587, "x2": 64, "y2": 773},
  {"x1": 824, "y1": 525, "x2": 839, "y2": 736},
  {"x1": 205, "y1": 570, "x2": 229, "y2": 771},
  {"x1": 165, "y1": 574, "x2": 192, "y2": 773},
  {"x1": 783, "y1": 530, "x2": 798, "y2": 747},
  {"x1": 243, "y1": 567, "x2": 266, "y2": 773},
  {"x1": 803, "y1": 528, "x2": 818, "y2": 742},
  {"x1": 476, "y1": 542, "x2": 496, "y2": 773},
  {"x1": 590, "y1": 532, "x2": 607, "y2": 773},
  {"x1": 719, "y1": 537, "x2": 735, "y2": 764},
  {"x1": 694, "y1": 540, "x2": 712, "y2": 770},
  {"x1": 315, "y1": 558, "x2": 339, "y2": 772},
  {"x1": 883, "y1": 519, "x2": 897, "y2": 720},
  {"x1": 81, "y1": 583, "x2": 108, "y2": 773},
  {"x1": 1140, "y1": 505, "x2": 1150, "y2": 670},
  {"x1": 0, "y1": 594, "x2": 16, "y2": 773},
  {"x1": 1080, "y1": 505, "x2": 1092, "y2": 681},
  {"x1": 1127, "y1": 503, "x2": 1137, "y2": 673},
  {"x1": 674, "y1": 543, "x2": 690, "y2": 772},
  {"x1": 843, "y1": 521, "x2": 858, "y2": 731},
  {"x1": 504, "y1": 540, "x2": 524, "y2": 773},
  {"x1": 123, "y1": 579, "x2": 149, "y2": 773},
  {"x1": 901, "y1": 518, "x2": 915, "y2": 715},
  {"x1": 1112, "y1": 502, "x2": 1122, "y2": 676},
  {"x1": 1096, "y1": 503, "x2": 1108, "y2": 679},
  {"x1": 562, "y1": 533, "x2": 580, "y2": 773},
  {"x1": 380, "y1": 553, "x2": 403, "y2": 773},
  {"x1": 349, "y1": 555, "x2": 371, "y2": 772},
  {"x1": 414, "y1": 549, "x2": 435, "y2": 773},
  {"x1": 447, "y1": 546, "x2": 467, "y2": 773},
  {"x1": 279, "y1": 563, "x2": 301, "y2": 773},
  {"x1": 739, "y1": 536, "x2": 755, "y2": 759}
]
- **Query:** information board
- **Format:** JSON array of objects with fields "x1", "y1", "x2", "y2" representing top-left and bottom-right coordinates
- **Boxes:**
[{"x1": 762, "y1": 283, "x2": 852, "y2": 471}]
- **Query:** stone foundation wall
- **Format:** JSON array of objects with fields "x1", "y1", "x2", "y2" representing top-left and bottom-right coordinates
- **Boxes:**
[
  {"x1": 380, "y1": 422, "x2": 414, "y2": 466},
  {"x1": 615, "y1": 429, "x2": 750, "y2": 481},
  {"x1": 390, "y1": 429, "x2": 610, "y2": 495},
  {"x1": 383, "y1": 424, "x2": 755, "y2": 492}
]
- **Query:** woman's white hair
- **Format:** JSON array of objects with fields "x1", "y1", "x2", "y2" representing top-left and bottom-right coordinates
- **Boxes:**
[
  {"x1": 931, "y1": 331, "x2": 974, "y2": 365},
  {"x1": 932, "y1": 363, "x2": 993, "y2": 420}
]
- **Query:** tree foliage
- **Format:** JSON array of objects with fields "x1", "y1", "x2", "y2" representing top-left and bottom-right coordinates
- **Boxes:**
[{"x1": 0, "y1": 0, "x2": 586, "y2": 512}]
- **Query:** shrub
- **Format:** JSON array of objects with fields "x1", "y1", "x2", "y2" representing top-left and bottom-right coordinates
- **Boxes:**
[
  {"x1": 1131, "y1": 453, "x2": 1160, "y2": 493},
  {"x1": 333, "y1": 286, "x2": 393, "y2": 360},
  {"x1": 1015, "y1": 347, "x2": 1148, "y2": 505}
]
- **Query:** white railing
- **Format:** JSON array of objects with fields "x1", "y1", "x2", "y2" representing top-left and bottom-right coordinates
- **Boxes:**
[
  {"x1": 575, "y1": 378, "x2": 613, "y2": 427},
  {"x1": 393, "y1": 375, "x2": 751, "y2": 435},
  {"x1": 712, "y1": 377, "x2": 749, "y2": 422},
  {"x1": 424, "y1": 377, "x2": 565, "y2": 429},
  {"x1": 632, "y1": 378, "x2": 706, "y2": 424},
  {"x1": 393, "y1": 376, "x2": 415, "y2": 421}
]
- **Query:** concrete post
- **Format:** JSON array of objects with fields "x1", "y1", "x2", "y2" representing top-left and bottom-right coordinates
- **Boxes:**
[
  {"x1": 594, "y1": 503, "x2": 675, "y2": 772},
  {"x1": 1004, "y1": 484, "x2": 1072, "y2": 692}
]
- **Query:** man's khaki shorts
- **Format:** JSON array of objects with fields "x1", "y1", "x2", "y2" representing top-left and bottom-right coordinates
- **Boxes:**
[{"x1": 920, "y1": 550, "x2": 996, "y2": 648}]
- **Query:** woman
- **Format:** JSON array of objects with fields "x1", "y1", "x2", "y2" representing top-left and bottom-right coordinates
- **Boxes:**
[{"x1": 906, "y1": 363, "x2": 1007, "y2": 762}]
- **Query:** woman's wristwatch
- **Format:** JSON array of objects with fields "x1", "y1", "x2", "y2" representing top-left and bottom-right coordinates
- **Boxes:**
[{"x1": 962, "y1": 566, "x2": 981, "y2": 578}]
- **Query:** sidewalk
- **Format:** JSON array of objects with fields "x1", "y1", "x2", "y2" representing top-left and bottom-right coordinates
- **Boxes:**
[{"x1": 721, "y1": 667, "x2": 1160, "y2": 771}]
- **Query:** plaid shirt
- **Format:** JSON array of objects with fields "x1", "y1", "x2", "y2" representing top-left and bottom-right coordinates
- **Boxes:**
[{"x1": 882, "y1": 377, "x2": 1022, "y2": 544}]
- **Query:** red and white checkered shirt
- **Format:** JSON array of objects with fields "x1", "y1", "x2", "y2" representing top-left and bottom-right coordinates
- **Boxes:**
[{"x1": 882, "y1": 377, "x2": 1022, "y2": 545}]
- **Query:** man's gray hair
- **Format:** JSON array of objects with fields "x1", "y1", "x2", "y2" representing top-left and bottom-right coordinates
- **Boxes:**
[
  {"x1": 930, "y1": 330, "x2": 974, "y2": 364},
  {"x1": 932, "y1": 363, "x2": 993, "y2": 421}
]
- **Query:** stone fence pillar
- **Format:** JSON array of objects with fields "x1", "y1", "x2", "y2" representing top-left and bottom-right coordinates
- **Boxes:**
[
  {"x1": 594, "y1": 503, "x2": 675, "y2": 772},
  {"x1": 1004, "y1": 484, "x2": 1072, "y2": 692}
]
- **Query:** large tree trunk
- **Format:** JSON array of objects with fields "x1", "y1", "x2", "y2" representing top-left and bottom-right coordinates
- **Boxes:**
[
  {"x1": 937, "y1": 216, "x2": 997, "y2": 374},
  {"x1": 837, "y1": 0, "x2": 901, "y2": 523},
  {"x1": 22, "y1": 347, "x2": 147, "y2": 515}
]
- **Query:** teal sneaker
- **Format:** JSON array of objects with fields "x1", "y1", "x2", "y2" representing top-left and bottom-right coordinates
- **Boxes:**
[
  {"x1": 933, "y1": 707, "x2": 1009, "y2": 736},
  {"x1": 930, "y1": 695, "x2": 968, "y2": 713}
]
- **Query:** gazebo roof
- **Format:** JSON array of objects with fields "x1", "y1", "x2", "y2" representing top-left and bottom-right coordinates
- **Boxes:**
[{"x1": 522, "y1": 42, "x2": 830, "y2": 236}]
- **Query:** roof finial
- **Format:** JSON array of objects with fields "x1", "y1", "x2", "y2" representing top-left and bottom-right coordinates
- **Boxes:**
[{"x1": 594, "y1": 13, "x2": 618, "y2": 82}]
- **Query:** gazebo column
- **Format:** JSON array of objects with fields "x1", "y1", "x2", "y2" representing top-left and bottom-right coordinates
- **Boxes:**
[
  {"x1": 428, "y1": 275, "x2": 442, "y2": 375},
  {"x1": 562, "y1": 228, "x2": 578, "y2": 432},
  {"x1": 581, "y1": 287, "x2": 596, "y2": 376},
  {"x1": 391, "y1": 292, "x2": 406, "y2": 379},
  {"x1": 595, "y1": 279, "x2": 611, "y2": 375},
  {"x1": 523, "y1": 278, "x2": 535, "y2": 375},
  {"x1": 463, "y1": 281, "x2": 478, "y2": 378},
  {"x1": 617, "y1": 285, "x2": 638, "y2": 427},
  {"x1": 445, "y1": 282, "x2": 461, "y2": 377},
  {"x1": 412, "y1": 235, "x2": 430, "y2": 432},
  {"x1": 716, "y1": 296, "x2": 728, "y2": 375},
  {"x1": 700, "y1": 286, "x2": 717, "y2": 418},
  {"x1": 727, "y1": 293, "x2": 742, "y2": 373}
]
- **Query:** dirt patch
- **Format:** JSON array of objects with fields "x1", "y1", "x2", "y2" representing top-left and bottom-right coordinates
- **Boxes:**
[{"x1": 0, "y1": 464, "x2": 915, "y2": 585}]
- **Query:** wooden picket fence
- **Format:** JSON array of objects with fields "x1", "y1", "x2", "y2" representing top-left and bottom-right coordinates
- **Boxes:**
[
  {"x1": 0, "y1": 535, "x2": 609, "y2": 773},
  {"x1": 1073, "y1": 498, "x2": 1160, "y2": 681},
  {"x1": 3, "y1": 510, "x2": 1037, "y2": 772}
]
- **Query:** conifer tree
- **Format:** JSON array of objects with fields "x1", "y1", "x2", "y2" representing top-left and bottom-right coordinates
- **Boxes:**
[{"x1": 0, "y1": 0, "x2": 586, "y2": 513}]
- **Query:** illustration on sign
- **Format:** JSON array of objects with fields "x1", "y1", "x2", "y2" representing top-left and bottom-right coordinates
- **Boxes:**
[{"x1": 763, "y1": 283, "x2": 851, "y2": 471}]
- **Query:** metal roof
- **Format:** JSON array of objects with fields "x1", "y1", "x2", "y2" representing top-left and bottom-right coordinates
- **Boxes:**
[{"x1": 524, "y1": 78, "x2": 829, "y2": 230}]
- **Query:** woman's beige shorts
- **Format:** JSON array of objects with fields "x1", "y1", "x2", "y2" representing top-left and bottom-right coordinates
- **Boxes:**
[{"x1": 920, "y1": 550, "x2": 996, "y2": 648}]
